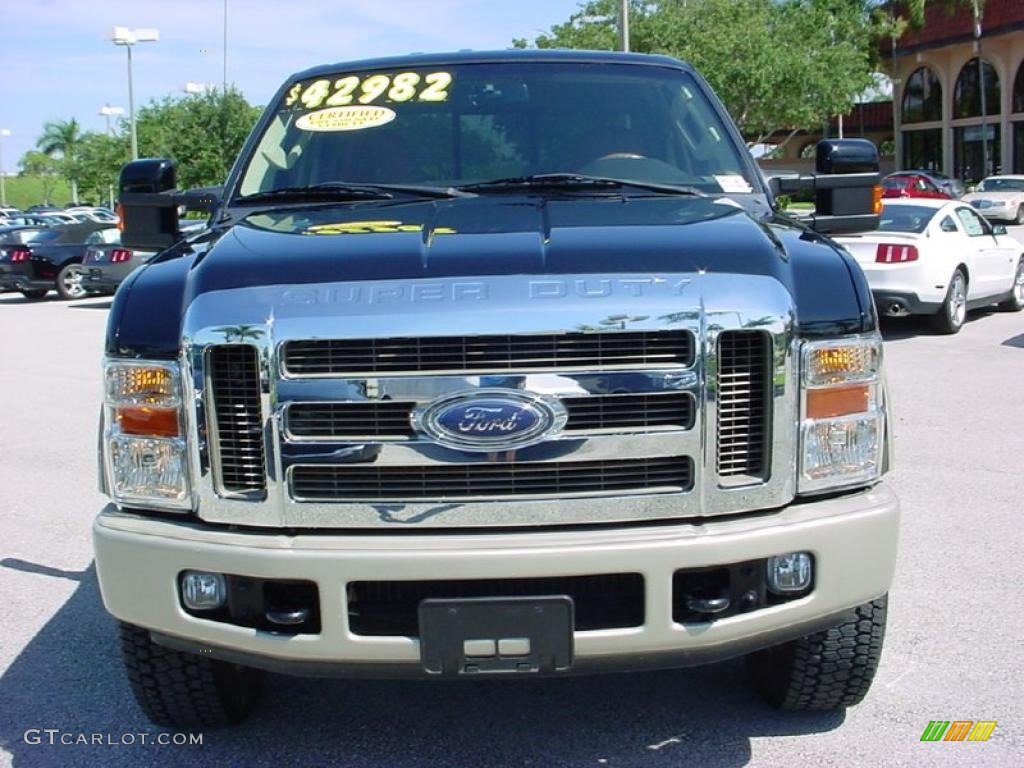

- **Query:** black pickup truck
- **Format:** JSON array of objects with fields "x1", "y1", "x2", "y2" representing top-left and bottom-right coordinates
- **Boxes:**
[{"x1": 95, "y1": 50, "x2": 897, "y2": 729}]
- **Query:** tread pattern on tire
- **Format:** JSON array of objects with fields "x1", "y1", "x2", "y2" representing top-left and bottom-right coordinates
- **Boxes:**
[
  {"x1": 119, "y1": 623, "x2": 261, "y2": 728},
  {"x1": 750, "y1": 595, "x2": 887, "y2": 711}
]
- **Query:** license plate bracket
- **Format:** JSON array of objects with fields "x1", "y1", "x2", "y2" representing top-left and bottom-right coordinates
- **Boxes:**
[{"x1": 418, "y1": 596, "x2": 574, "y2": 676}]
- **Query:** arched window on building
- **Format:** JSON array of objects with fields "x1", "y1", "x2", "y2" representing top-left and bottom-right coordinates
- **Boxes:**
[
  {"x1": 902, "y1": 67, "x2": 942, "y2": 123},
  {"x1": 1014, "y1": 60, "x2": 1024, "y2": 114},
  {"x1": 954, "y1": 58, "x2": 1000, "y2": 119},
  {"x1": 1014, "y1": 61, "x2": 1024, "y2": 173}
]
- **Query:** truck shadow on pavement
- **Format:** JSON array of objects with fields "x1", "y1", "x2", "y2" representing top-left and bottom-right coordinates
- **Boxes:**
[{"x1": 0, "y1": 561, "x2": 844, "y2": 768}]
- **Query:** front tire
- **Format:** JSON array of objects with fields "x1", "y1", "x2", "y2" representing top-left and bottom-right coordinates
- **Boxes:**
[
  {"x1": 931, "y1": 269, "x2": 967, "y2": 334},
  {"x1": 55, "y1": 263, "x2": 87, "y2": 300},
  {"x1": 998, "y1": 259, "x2": 1024, "y2": 311},
  {"x1": 19, "y1": 289, "x2": 48, "y2": 299},
  {"x1": 747, "y1": 595, "x2": 888, "y2": 711},
  {"x1": 119, "y1": 623, "x2": 264, "y2": 728},
  {"x1": 1016, "y1": 205, "x2": 1024, "y2": 225}
]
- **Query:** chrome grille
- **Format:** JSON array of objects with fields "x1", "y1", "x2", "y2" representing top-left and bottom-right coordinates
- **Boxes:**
[
  {"x1": 287, "y1": 401, "x2": 415, "y2": 439},
  {"x1": 285, "y1": 392, "x2": 695, "y2": 440},
  {"x1": 281, "y1": 330, "x2": 694, "y2": 376},
  {"x1": 290, "y1": 456, "x2": 693, "y2": 501},
  {"x1": 716, "y1": 331, "x2": 771, "y2": 482},
  {"x1": 563, "y1": 392, "x2": 694, "y2": 431},
  {"x1": 208, "y1": 345, "x2": 267, "y2": 495}
]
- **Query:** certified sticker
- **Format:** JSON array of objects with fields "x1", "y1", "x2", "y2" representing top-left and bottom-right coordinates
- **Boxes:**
[
  {"x1": 296, "y1": 105, "x2": 396, "y2": 132},
  {"x1": 713, "y1": 174, "x2": 753, "y2": 193}
]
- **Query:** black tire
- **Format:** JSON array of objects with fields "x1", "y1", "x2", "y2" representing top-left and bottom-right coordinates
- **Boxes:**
[
  {"x1": 998, "y1": 259, "x2": 1024, "y2": 312},
  {"x1": 931, "y1": 268, "x2": 967, "y2": 334},
  {"x1": 18, "y1": 289, "x2": 48, "y2": 299},
  {"x1": 1016, "y1": 205, "x2": 1024, "y2": 226},
  {"x1": 119, "y1": 623, "x2": 263, "y2": 728},
  {"x1": 747, "y1": 595, "x2": 888, "y2": 711},
  {"x1": 55, "y1": 263, "x2": 87, "y2": 300}
]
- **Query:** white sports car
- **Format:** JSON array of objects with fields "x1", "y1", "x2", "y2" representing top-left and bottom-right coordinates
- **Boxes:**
[
  {"x1": 836, "y1": 199, "x2": 1024, "y2": 333},
  {"x1": 961, "y1": 175, "x2": 1024, "y2": 224}
]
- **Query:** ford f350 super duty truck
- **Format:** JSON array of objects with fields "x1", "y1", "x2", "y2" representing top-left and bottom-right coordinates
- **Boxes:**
[{"x1": 95, "y1": 50, "x2": 897, "y2": 727}]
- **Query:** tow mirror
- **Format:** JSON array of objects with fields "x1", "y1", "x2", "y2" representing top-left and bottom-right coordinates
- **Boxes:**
[
  {"x1": 770, "y1": 139, "x2": 881, "y2": 234},
  {"x1": 118, "y1": 158, "x2": 221, "y2": 250}
]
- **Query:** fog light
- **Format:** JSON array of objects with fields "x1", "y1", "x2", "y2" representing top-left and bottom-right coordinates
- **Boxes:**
[
  {"x1": 767, "y1": 553, "x2": 813, "y2": 594},
  {"x1": 181, "y1": 571, "x2": 227, "y2": 610}
]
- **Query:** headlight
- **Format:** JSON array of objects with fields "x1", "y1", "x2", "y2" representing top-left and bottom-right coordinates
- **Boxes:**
[
  {"x1": 102, "y1": 359, "x2": 192, "y2": 511},
  {"x1": 798, "y1": 335, "x2": 884, "y2": 493}
]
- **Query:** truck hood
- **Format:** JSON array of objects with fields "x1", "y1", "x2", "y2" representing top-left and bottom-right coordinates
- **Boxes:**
[
  {"x1": 187, "y1": 196, "x2": 789, "y2": 296},
  {"x1": 107, "y1": 196, "x2": 873, "y2": 357}
]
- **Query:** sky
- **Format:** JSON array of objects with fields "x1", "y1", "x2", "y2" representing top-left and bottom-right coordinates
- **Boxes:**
[{"x1": 0, "y1": 0, "x2": 585, "y2": 169}]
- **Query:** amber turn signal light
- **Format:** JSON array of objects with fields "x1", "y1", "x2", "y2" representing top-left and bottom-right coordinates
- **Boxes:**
[
  {"x1": 806, "y1": 384, "x2": 870, "y2": 419},
  {"x1": 872, "y1": 185, "x2": 883, "y2": 215},
  {"x1": 116, "y1": 406, "x2": 180, "y2": 437}
]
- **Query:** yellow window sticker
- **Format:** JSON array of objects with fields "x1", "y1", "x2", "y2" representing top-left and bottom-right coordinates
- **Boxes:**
[
  {"x1": 296, "y1": 106, "x2": 397, "y2": 132},
  {"x1": 286, "y1": 71, "x2": 452, "y2": 111}
]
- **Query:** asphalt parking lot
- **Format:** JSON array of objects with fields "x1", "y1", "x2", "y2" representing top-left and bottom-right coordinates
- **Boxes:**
[{"x1": 1, "y1": 261, "x2": 1022, "y2": 767}]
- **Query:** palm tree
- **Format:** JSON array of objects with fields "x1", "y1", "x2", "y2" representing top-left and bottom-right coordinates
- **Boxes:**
[{"x1": 37, "y1": 118, "x2": 82, "y2": 203}]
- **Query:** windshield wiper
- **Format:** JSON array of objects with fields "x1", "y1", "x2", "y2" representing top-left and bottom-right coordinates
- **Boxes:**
[
  {"x1": 456, "y1": 173, "x2": 706, "y2": 197},
  {"x1": 235, "y1": 181, "x2": 468, "y2": 205}
]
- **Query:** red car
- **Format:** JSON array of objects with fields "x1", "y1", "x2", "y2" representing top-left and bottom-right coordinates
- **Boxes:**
[{"x1": 881, "y1": 173, "x2": 952, "y2": 200}]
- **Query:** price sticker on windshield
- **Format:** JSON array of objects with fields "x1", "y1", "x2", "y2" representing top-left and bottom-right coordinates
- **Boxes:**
[{"x1": 284, "y1": 71, "x2": 453, "y2": 110}]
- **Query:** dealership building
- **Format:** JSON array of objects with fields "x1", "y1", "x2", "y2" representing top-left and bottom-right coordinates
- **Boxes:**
[{"x1": 890, "y1": 0, "x2": 1024, "y2": 181}]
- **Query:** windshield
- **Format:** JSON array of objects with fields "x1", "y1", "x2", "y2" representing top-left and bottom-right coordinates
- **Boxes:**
[
  {"x1": 238, "y1": 61, "x2": 756, "y2": 198},
  {"x1": 977, "y1": 178, "x2": 1024, "y2": 192},
  {"x1": 878, "y1": 204, "x2": 937, "y2": 233}
]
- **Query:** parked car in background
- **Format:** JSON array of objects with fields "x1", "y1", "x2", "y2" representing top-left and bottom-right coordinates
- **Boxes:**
[
  {"x1": 881, "y1": 173, "x2": 951, "y2": 200},
  {"x1": 900, "y1": 169, "x2": 964, "y2": 199},
  {"x1": 0, "y1": 225, "x2": 53, "y2": 295},
  {"x1": 961, "y1": 175, "x2": 1024, "y2": 224},
  {"x1": 836, "y1": 199, "x2": 1024, "y2": 333},
  {"x1": 0, "y1": 222, "x2": 117, "y2": 299},
  {"x1": 82, "y1": 236, "x2": 156, "y2": 295},
  {"x1": 0, "y1": 206, "x2": 22, "y2": 219},
  {"x1": 66, "y1": 205, "x2": 119, "y2": 224}
]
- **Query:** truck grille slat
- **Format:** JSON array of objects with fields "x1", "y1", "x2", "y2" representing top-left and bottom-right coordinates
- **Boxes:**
[
  {"x1": 716, "y1": 331, "x2": 771, "y2": 482},
  {"x1": 285, "y1": 393, "x2": 694, "y2": 440},
  {"x1": 291, "y1": 457, "x2": 693, "y2": 501},
  {"x1": 282, "y1": 331, "x2": 694, "y2": 376},
  {"x1": 209, "y1": 345, "x2": 267, "y2": 496}
]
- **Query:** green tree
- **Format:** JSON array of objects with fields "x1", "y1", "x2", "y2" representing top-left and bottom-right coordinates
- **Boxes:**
[
  {"x1": 516, "y1": 0, "x2": 906, "y2": 151},
  {"x1": 18, "y1": 150, "x2": 61, "y2": 203},
  {"x1": 73, "y1": 132, "x2": 130, "y2": 207},
  {"x1": 37, "y1": 118, "x2": 83, "y2": 203},
  {"x1": 134, "y1": 87, "x2": 263, "y2": 189}
]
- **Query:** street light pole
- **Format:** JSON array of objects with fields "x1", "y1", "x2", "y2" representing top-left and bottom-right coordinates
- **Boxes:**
[
  {"x1": 126, "y1": 43, "x2": 137, "y2": 159},
  {"x1": 223, "y1": 0, "x2": 228, "y2": 92},
  {"x1": 0, "y1": 128, "x2": 10, "y2": 207},
  {"x1": 619, "y1": 0, "x2": 630, "y2": 52},
  {"x1": 111, "y1": 27, "x2": 159, "y2": 161},
  {"x1": 99, "y1": 104, "x2": 125, "y2": 136}
]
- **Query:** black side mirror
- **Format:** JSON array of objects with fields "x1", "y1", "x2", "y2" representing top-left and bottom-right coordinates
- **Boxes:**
[
  {"x1": 771, "y1": 139, "x2": 881, "y2": 235},
  {"x1": 119, "y1": 159, "x2": 179, "y2": 250},
  {"x1": 118, "y1": 159, "x2": 222, "y2": 250}
]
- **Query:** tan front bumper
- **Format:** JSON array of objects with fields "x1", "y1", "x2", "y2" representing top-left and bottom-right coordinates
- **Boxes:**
[{"x1": 93, "y1": 484, "x2": 899, "y2": 675}]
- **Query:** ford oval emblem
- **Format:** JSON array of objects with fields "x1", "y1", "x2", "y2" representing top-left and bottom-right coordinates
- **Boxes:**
[{"x1": 412, "y1": 389, "x2": 567, "y2": 452}]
